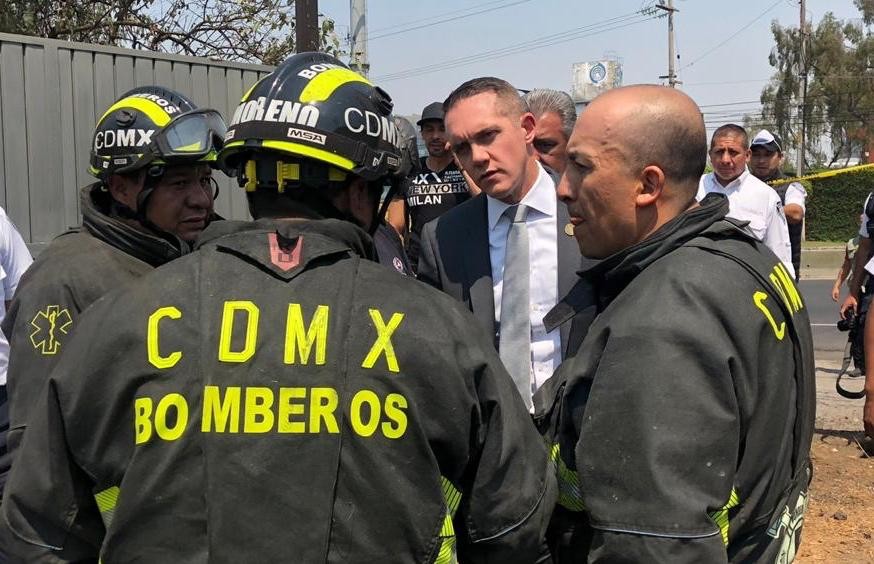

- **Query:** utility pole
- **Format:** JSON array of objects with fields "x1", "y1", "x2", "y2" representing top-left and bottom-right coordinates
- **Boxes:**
[
  {"x1": 657, "y1": 0, "x2": 680, "y2": 87},
  {"x1": 797, "y1": 0, "x2": 807, "y2": 175},
  {"x1": 349, "y1": 0, "x2": 369, "y2": 77},
  {"x1": 296, "y1": 0, "x2": 320, "y2": 53}
]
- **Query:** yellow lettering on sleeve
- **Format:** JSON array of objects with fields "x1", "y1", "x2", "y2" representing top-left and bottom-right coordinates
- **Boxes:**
[{"x1": 754, "y1": 291, "x2": 786, "y2": 340}]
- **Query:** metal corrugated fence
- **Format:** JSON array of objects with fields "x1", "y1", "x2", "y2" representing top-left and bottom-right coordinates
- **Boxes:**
[{"x1": 0, "y1": 32, "x2": 273, "y2": 251}]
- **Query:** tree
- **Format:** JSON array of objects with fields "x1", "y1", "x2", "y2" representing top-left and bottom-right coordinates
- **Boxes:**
[
  {"x1": 759, "y1": 5, "x2": 874, "y2": 168},
  {"x1": 0, "y1": 0, "x2": 341, "y2": 66}
]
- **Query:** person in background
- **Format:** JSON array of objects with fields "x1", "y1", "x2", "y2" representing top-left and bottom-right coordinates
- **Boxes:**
[
  {"x1": 386, "y1": 101, "x2": 477, "y2": 272},
  {"x1": 523, "y1": 88, "x2": 577, "y2": 175},
  {"x1": 698, "y1": 124, "x2": 795, "y2": 278},
  {"x1": 749, "y1": 129, "x2": 806, "y2": 281}
]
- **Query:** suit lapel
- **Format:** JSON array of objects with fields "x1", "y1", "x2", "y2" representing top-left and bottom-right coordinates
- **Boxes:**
[
  {"x1": 556, "y1": 201, "x2": 583, "y2": 357},
  {"x1": 461, "y1": 196, "x2": 496, "y2": 339}
]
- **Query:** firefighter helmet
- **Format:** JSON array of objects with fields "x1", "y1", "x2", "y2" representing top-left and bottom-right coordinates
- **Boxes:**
[
  {"x1": 218, "y1": 52, "x2": 412, "y2": 193},
  {"x1": 89, "y1": 86, "x2": 227, "y2": 179}
]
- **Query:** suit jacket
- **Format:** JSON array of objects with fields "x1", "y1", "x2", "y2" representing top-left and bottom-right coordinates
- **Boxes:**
[{"x1": 418, "y1": 192, "x2": 595, "y2": 360}]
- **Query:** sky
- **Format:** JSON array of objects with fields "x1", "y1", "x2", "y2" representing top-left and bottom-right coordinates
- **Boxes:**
[{"x1": 317, "y1": 0, "x2": 864, "y2": 137}]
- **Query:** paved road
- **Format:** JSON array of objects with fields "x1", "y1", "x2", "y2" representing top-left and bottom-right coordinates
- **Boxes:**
[
  {"x1": 800, "y1": 279, "x2": 846, "y2": 357},
  {"x1": 799, "y1": 281, "x2": 865, "y2": 431}
]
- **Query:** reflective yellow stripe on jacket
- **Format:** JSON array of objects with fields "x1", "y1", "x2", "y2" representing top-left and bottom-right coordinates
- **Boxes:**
[
  {"x1": 435, "y1": 477, "x2": 462, "y2": 564},
  {"x1": 550, "y1": 443, "x2": 585, "y2": 511}
]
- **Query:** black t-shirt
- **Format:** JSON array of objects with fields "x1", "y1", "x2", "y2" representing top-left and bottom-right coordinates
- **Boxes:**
[{"x1": 404, "y1": 157, "x2": 470, "y2": 236}]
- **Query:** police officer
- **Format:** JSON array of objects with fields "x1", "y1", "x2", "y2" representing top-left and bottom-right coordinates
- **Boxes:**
[
  {"x1": 2, "y1": 53, "x2": 555, "y2": 563},
  {"x1": 540, "y1": 85, "x2": 815, "y2": 562},
  {"x1": 749, "y1": 129, "x2": 807, "y2": 281},
  {"x1": 0, "y1": 85, "x2": 225, "y2": 494}
]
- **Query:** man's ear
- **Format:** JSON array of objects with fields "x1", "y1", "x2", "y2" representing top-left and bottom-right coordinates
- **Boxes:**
[
  {"x1": 636, "y1": 165, "x2": 665, "y2": 208},
  {"x1": 106, "y1": 172, "x2": 143, "y2": 211},
  {"x1": 521, "y1": 112, "x2": 536, "y2": 143}
]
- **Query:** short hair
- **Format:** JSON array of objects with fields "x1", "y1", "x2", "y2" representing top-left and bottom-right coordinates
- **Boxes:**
[
  {"x1": 620, "y1": 106, "x2": 707, "y2": 192},
  {"x1": 710, "y1": 123, "x2": 749, "y2": 150},
  {"x1": 523, "y1": 89, "x2": 577, "y2": 139},
  {"x1": 443, "y1": 76, "x2": 527, "y2": 117}
]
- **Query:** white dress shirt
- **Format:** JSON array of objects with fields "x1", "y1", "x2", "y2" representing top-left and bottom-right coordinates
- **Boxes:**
[
  {"x1": 0, "y1": 207, "x2": 33, "y2": 385},
  {"x1": 487, "y1": 163, "x2": 561, "y2": 396},
  {"x1": 698, "y1": 169, "x2": 795, "y2": 278}
]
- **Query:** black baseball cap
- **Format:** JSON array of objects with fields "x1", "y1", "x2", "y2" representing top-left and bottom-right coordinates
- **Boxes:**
[
  {"x1": 750, "y1": 129, "x2": 783, "y2": 153},
  {"x1": 416, "y1": 102, "x2": 444, "y2": 126}
]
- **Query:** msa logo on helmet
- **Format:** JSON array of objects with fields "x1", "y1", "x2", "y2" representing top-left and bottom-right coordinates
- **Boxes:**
[
  {"x1": 229, "y1": 97, "x2": 319, "y2": 128},
  {"x1": 297, "y1": 62, "x2": 345, "y2": 80},
  {"x1": 94, "y1": 129, "x2": 154, "y2": 150},
  {"x1": 128, "y1": 92, "x2": 181, "y2": 115},
  {"x1": 286, "y1": 127, "x2": 326, "y2": 145},
  {"x1": 344, "y1": 108, "x2": 399, "y2": 146}
]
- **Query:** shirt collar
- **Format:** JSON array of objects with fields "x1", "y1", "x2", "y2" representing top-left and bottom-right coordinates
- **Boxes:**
[
  {"x1": 486, "y1": 162, "x2": 556, "y2": 231},
  {"x1": 709, "y1": 168, "x2": 750, "y2": 192}
]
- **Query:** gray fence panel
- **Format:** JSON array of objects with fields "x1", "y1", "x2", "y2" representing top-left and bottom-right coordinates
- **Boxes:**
[
  {"x1": 1, "y1": 42, "x2": 31, "y2": 240},
  {"x1": 58, "y1": 49, "x2": 80, "y2": 230},
  {"x1": 115, "y1": 56, "x2": 135, "y2": 96},
  {"x1": 25, "y1": 44, "x2": 65, "y2": 245},
  {"x1": 224, "y1": 70, "x2": 248, "y2": 219},
  {"x1": 0, "y1": 33, "x2": 272, "y2": 248}
]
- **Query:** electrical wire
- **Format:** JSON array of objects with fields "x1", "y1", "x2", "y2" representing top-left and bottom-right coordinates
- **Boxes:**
[
  {"x1": 679, "y1": 0, "x2": 784, "y2": 70},
  {"x1": 343, "y1": 0, "x2": 533, "y2": 46},
  {"x1": 372, "y1": 10, "x2": 661, "y2": 83}
]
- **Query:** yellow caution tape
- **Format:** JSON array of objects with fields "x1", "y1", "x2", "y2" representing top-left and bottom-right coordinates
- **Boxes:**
[{"x1": 767, "y1": 163, "x2": 874, "y2": 187}]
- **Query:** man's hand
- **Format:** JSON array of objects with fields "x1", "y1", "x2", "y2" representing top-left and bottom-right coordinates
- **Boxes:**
[
  {"x1": 832, "y1": 284, "x2": 841, "y2": 302},
  {"x1": 841, "y1": 295, "x2": 858, "y2": 319}
]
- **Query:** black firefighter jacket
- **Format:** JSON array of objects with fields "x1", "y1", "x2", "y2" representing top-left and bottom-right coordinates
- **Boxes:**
[
  {"x1": 2, "y1": 218, "x2": 556, "y2": 564},
  {"x1": 0, "y1": 183, "x2": 189, "y2": 491},
  {"x1": 538, "y1": 194, "x2": 815, "y2": 563}
]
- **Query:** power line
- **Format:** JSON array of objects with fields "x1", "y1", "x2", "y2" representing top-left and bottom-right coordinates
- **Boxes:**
[
  {"x1": 373, "y1": 10, "x2": 661, "y2": 83},
  {"x1": 679, "y1": 0, "x2": 783, "y2": 70},
  {"x1": 342, "y1": 0, "x2": 533, "y2": 46},
  {"x1": 363, "y1": 0, "x2": 526, "y2": 36}
]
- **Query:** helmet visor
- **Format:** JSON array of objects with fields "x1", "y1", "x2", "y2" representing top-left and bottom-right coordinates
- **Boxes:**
[{"x1": 155, "y1": 109, "x2": 228, "y2": 161}]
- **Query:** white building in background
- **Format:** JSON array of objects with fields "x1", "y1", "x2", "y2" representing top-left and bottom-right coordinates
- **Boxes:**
[{"x1": 571, "y1": 56, "x2": 623, "y2": 111}]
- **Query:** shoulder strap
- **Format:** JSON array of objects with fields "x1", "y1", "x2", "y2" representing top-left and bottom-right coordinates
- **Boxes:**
[{"x1": 685, "y1": 234, "x2": 815, "y2": 478}]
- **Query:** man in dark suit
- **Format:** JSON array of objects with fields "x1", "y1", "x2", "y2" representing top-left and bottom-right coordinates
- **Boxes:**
[{"x1": 418, "y1": 77, "x2": 593, "y2": 411}]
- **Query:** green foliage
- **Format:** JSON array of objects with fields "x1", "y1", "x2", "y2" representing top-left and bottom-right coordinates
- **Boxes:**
[
  {"x1": 0, "y1": 0, "x2": 341, "y2": 65},
  {"x1": 760, "y1": 6, "x2": 874, "y2": 168},
  {"x1": 806, "y1": 169, "x2": 874, "y2": 241}
]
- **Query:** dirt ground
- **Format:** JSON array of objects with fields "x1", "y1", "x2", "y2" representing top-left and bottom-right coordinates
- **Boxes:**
[{"x1": 796, "y1": 363, "x2": 874, "y2": 563}]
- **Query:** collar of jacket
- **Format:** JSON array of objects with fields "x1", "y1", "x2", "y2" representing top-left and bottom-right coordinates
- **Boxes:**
[
  {"x1": 195, "y1": 217, "x2": 377, "y2": 261},
  {"x1": 544, "y1": 193, "x2": 732, "y2": 332},
  {"x1": 80, "y1": 183, "x2": 190, "y2": 267}
]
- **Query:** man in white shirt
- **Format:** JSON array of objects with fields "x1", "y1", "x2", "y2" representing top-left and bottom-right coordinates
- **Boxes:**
[
  {"x1": 418, "y1": 77, "x2": 589, "y2": 411},
  {"x1": 749, "y1": 129, "x2": 806, "y2": 280},
  {"x1": 697, "y1": 124, "x2": 795, "y2": 278},
  {"x1": 0, "y1": 208, "x2": 32, "y2": 386}
]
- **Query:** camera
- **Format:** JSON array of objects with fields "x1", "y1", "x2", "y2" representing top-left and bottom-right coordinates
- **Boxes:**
[{"x1": 838, "y1": 313, "x2": 859, "y2": 332}]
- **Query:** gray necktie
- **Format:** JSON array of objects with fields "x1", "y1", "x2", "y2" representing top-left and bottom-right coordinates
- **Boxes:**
[{"x1": 499, "y1": 204, "x2": 532, "y2": 410}]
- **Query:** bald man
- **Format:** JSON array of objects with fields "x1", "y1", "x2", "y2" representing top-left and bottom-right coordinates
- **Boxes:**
[{"x1": 538, "y1": 85, "x2": 815, "y2": 562}]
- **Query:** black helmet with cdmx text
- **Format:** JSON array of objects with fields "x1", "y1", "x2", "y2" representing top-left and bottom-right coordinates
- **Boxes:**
[
  {"x1": 217, "y1": 52, "x2": 415, "y2": 228},
  {"x1": 90, "y1": 85, "x2": 228, "y2": 179},
  {"x1": 89, "y1": 85, "x2": 228, "y2": 213}
]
